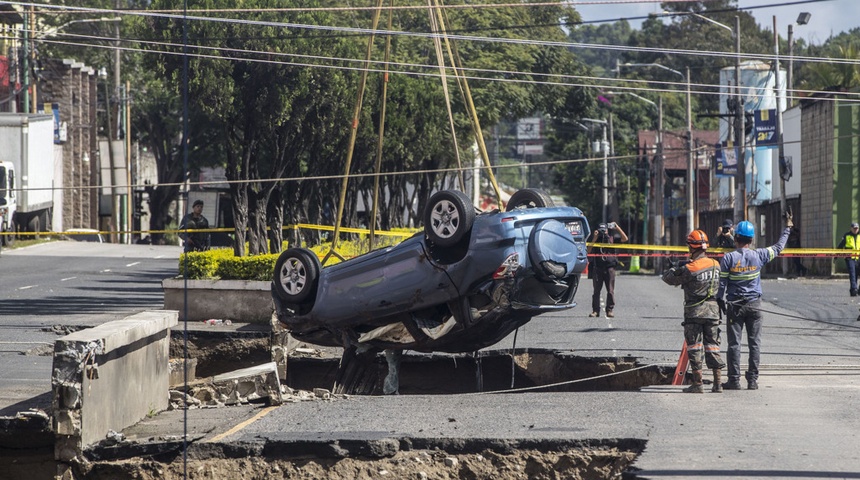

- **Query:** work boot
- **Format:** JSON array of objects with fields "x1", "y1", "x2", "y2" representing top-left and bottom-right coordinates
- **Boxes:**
[
  {"x1": 747, "y1": 378, "x2": 759, "y2": 390},
  {"x1": 722, "y1": 378, "x2": 742, "y2": 390},
  {"x1": 712, "y1": 369, "x2": 723, "y2": 393},
  {"x1": 588, "y1": 311, "x2": 599, "y2": 318},
  {"x1": 606, "y1": 310, "x2": 615, "y2": 318},
  {"x1": 683, "y1": 370, "x2": 704, "y2": 394},
  {"x1": 851, "y1": 289, "x2": 858, "y2": 297}
]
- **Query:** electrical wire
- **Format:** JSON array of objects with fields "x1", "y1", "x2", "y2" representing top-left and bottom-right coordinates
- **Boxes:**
[{"x1": 23, "y1": 33, "x2": 860, "y2": 109}]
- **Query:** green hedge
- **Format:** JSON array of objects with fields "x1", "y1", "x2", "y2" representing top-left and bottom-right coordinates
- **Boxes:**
[{"x1": 177, "y1": 230, "x2": 418, "y2": 280}]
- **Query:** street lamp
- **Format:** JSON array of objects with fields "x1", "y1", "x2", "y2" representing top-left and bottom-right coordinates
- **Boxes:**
[
  {"x1": 37, "y1": 17, "x2": 122, "y2": 39},
  {"x1": 618, "y1": 62, "x2": 695, "y2": 234},
  {"x1": 787, "y1": 12, "x2": 811, "y2": 104}
]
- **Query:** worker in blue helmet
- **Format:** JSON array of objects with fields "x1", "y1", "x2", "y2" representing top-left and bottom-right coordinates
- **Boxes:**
[{"x1": 715, "y1": 211, "x2": 793, "y2": 391}]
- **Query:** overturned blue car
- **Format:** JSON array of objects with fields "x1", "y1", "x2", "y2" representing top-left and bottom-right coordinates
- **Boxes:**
[{"x1": 271, "y1": 188, "x2": 590, "y2": 354}]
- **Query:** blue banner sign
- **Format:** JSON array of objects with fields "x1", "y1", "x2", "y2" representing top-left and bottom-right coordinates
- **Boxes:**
[{"x1": 754, "y1": 109, "x2": 777, "y2": 148}]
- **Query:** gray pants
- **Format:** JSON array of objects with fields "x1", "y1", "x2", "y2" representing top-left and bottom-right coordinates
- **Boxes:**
[{"x1": 726, "y1": 299, "x2": 762, "y2": 382}]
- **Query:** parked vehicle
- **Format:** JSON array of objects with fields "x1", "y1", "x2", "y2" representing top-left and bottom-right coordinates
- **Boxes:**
[
  {"x1": 271, "y1": 188, "x2": 590, "y2": 354},
  {"x1": 0, "y1": 114, "x2": 56, "y2": 247}
]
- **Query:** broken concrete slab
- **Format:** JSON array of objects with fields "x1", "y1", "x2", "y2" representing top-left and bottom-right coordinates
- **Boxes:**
[
  {"x1": 52, "y1": 310, "x2": 178, "y2": 466},
  {"x1": 168, "y1": 358, "x2": 198, "y2": 387},
  {"x1": 174, "y1": 362, "x2": 284, "y2": 407}
]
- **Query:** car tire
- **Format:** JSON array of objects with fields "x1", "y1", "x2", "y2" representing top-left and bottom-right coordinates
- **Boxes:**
[
  {"x1": 3, "y1": 219, "x2": 16, "y2": 247},
  {"x1": 506, "y1": 188, "x2": 555, "y2": 211},
  {"x1": 424, "y1": 190, "x2": 475, "y2": 247},
  {"x1": 273, "y1": 248, "x2": 321, "y2": 304}
]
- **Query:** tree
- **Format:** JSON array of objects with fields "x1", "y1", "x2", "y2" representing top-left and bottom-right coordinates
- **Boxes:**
[{"x1": 797, "y1": 32, "x2": 860, "y2": 92}]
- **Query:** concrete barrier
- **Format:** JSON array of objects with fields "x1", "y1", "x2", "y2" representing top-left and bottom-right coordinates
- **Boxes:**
[
  {"x1": 52, "y1": 310, "x2": 178, "y2": 465},
  {"x1": 162, "y1": 278, "x2": 273, "y2": 324}
]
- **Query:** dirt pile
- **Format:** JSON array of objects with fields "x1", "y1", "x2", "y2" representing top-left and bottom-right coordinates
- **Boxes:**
[{"x1": 73, "y1": 446, "x2": 638, "y2": 479}]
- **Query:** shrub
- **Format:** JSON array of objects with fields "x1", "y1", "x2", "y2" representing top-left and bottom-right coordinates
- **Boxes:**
[{"x1": 216, "y1": 254, "x2": 278, "y2": 280}]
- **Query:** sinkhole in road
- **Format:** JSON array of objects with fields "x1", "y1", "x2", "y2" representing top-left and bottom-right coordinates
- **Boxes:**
[
  {"x1": 172, "y1": 333, "x2": 673, "y2": 395},
  {"x1": 288, "y1": 350, "x2": 673, "y2": 395}
]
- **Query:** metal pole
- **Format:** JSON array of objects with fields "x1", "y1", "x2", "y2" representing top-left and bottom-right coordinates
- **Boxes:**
[
  {"x1": 787, "y1": 24, "x2": 794, "y2": 106},
  {"x1": 29, "y1": 8, "x2": 36, "y2": 114},
  {"x1": 734, "y1": 15, "x2": 745, "y2": 222},
  {"x1": 655, "y1": 98, "x2": 663, "y2": 248},
  {"x1": 22, "y1": 9, "x2": 29, "y2": 113},
  {"x1": 774, "y1": 17, "x2": 786, "y2": 216},
  {"x1": 655, "y1": 98, "x2": 664, "y2": 273},
  {"x1": 686, "y1": 67, "x2": 694, "y2": 231},
  {"x1": 602, "y1": 122, "x2": 608, "y2": 223},
  {"x1": 774, "y1": 16, "x2": 788, "y2": 273}
]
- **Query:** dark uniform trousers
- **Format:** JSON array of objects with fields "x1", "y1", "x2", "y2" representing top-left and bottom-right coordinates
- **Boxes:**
[{"x1": 726, "y1": 298, "x2": 763, "y2": 382}]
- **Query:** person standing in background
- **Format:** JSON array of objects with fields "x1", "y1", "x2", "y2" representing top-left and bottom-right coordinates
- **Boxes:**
[
  {"x1": 837, "y1": 222, "x2": 860, "y2": 296},
  {"x1": 587, "y1": 222, "x2": 628, "y2": 318},
  {"x1": 716, "y1": 219, "x2": 736, "y2": 250},
  {"x1": 179, "y1": 199, "x2": 211, "y2": 253}
]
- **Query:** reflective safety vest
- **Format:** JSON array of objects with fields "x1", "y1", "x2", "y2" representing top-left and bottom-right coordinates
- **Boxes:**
[{"x1": 842, "y1": 233, "x2": 860, "y2": 260}]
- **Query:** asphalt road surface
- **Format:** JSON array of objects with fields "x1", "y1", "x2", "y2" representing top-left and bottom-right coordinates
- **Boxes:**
[
  {"x1": 219, "y1": 274, "x2": 860, "y2": 479},
  {"x1": 0, "y1": 241, "x2": 182, "y2": 414}
]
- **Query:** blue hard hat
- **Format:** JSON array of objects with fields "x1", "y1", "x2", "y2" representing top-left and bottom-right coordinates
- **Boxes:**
[{"x1": 736, "y1": 220, "x2": 755, "y2": 239}]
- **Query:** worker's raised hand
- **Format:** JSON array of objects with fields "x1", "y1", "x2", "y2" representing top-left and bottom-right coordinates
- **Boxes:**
[{"x1": 783, "y1": 207, "x2": 794, "y2": 228}]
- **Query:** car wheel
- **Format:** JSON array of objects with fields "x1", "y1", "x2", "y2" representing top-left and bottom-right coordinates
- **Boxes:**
[
  {"x1": 424, "y1": 190, "x2": 475, "y2": 247},
  {"x1": 273, "y1": 248, "x2": 321, "y2": 304},
  {"x1": 506, "y1": 188, "x2": 555, "y2": 211},
  {"x1": 3, "y1": 219, "x2": 16, "y2": 247}
]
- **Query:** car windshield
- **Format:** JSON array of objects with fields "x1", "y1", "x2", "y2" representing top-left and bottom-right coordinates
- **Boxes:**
[{"x1": 0, "y1": 166, "x2": 6, "y2": 198}]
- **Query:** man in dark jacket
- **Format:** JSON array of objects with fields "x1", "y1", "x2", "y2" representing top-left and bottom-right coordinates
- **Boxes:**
[
  {"x1": 587, "y1": 222, "x2": 628, "y2": 318},
  {"x1": 662, "y1": 229, "x2": 725, "y2": 393},
  {"x1": 715, "y1": 219, "x2": 736, "y2": 249},
  {"x1": 837, "y1": 222, "x2": 860, "y2": 296},
  {"x1": 179, "y1": 199, "x2": 211, "y2": 252}
]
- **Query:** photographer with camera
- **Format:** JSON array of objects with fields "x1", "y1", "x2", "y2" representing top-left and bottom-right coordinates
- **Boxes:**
[
  {"x1": 587, "y1": 221, "x2": 628, "y2": 318},
  {"x1": 716, "y1": 219, "x2": 736, "y2": 249}
]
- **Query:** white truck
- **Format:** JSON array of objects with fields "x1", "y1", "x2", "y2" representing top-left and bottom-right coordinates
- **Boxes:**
[{"x1": 0, "y1": 114, "x2": 56, "y2": 247}]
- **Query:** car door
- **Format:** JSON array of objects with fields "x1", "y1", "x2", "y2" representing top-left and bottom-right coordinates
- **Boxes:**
[{"x1": 314, "y1": 240, "x2": 459, "y2": 326}]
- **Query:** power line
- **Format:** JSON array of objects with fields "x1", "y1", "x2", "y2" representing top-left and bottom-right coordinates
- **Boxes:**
[{"x1": 27, "y1": 31, "x2": 860, "y2": 108}]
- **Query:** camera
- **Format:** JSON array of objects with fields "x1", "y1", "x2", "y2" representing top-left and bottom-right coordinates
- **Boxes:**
[{"x1": 608, "y1": 222, "x2": 616, "y2": 229}]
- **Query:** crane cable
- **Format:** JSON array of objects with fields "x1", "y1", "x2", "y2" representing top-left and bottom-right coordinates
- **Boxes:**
[
  {"x1": 369, "y1": 1, "x2": 394, "y2": 250},
  {"x1": 323, "y1": 0, "x2": 385, "y2": 266},
  {"x1": 427, "y1": 0, "x2": 465, "y2": 192},
  {"x1": 434, "y1": 0, "x2": 503, "y2": 205}
]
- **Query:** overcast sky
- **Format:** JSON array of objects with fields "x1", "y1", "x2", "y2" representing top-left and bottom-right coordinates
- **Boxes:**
[{"x1": 571, "y1": 0, "x2": 858, "y2": 46}]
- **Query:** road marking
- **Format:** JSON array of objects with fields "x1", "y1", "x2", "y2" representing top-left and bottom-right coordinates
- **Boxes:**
[
  {"x1": 18, "y1": 285, "x2": 36, "y2": 290},
  {"x1": 101, "y1": 269, "x2": 111, "y2": 273},
  {"x1": 205, "y1": 406, "x2": 277, "y2": 443},
  {"x1": 61, "y1": 277, "x2": 77, "y2": 282},
  {"x1": 126, "y1": 262, "x2": 141, "y2": 267}
]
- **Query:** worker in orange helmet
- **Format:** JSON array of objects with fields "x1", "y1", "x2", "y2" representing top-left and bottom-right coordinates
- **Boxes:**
[{"x1": 661, "y1": 229, "x2": 725, "y2": 393}]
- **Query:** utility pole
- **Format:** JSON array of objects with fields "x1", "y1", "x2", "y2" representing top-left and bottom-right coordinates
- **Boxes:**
[
  {"x1": 601, "y1": 121, "x2": 608, "y2": 223},
  {"x1": 773, "y1": 17, "x2": 786, "y2": 217},
  {"x1": 21, "y1": 9, "x2": 29, "y2": 113},
  {"x1": 685, "y1": 67, "x2": 694, "y2": 231},
  {"x1": 733, "y1": 15, "x2": 746, "y2": 223},
  {"x1": 655, "y1": 97, "x2": 664, "y2": 273},
  {"x1": 655, "y1": 97, "x2": 664, "y2": 250}
]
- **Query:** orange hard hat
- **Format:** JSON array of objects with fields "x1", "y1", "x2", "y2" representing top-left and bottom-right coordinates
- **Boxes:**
[{"x1": 686, "y1": 229, "x2": 709, "y2": 250}]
